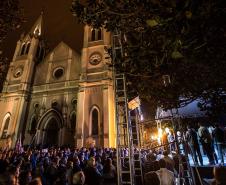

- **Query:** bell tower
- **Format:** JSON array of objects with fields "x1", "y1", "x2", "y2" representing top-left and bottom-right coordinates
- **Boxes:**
[
  {"x1": 76, "y1": 26, "x2": 116, "y2": 147},
  {"x1": 0, "y1": 13, "x2": 44, "y2": 148}
]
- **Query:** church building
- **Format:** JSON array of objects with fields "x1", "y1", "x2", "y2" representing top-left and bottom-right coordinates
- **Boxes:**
[{"x1": 0, "y1": 14, "x2": 116, "y2": 149}]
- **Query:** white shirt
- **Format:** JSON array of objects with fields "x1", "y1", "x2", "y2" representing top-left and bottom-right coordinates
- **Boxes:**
[{"x1": 156, "y1": 168, "x2": 175, "y2": 185}]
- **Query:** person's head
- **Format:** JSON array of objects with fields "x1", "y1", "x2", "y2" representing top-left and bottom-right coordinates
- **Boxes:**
[
  {"x1": 60, "y1": 157, "x2": 67, "y2": 166},
  {"x1": 87, "y1": 157, "x2": 95, "y2": 167},
  {"x1": 79, "y1": 154, "x2": 84, "y2": 161},
  {"x1": 152, "y1": 160, "x2": 160, "y2": 171},
  {"x1": 28, "y1": 177, "x2": 42, "y2": 185},
  {"x1": 72, "y1": 171, "x2": 85, "y2": 185},
  {"x1": 187, "y1": 125, "x2": 191, "y2": 130},
  {"x1": 144, "y1": 172, "x2": 160, "y2": 185},
  {"x1": 147, "y1": 153, "x2": 156, "y2": 162},
  {"x1": 215, "y1": 124, "x2": 219, "y2": 128},
  {"x1": 67, "y1": 161, "x2": 73, "y2": 168},
  {"x1": 74, "y1": 156, "x2": 80, "y2": 166},
  {"x1": 95, "y1": 156, "x2": 102, "y2": 163},
  {"x1": 163, "y1": 150, "x2": 168, "y2": 157},
  {"x1": 177, "y1": 131, "x2": 181, "y2": 137},
  {"x1": 7, "y1": 165, "x2": 20, "y2": 178},
  {"x1": 19, "y1": 170, "x2": 32, "y2": 185},
  {"x1": 159, "y1": 159, "x2": 166, "y2": 168},
  {"x1": 213, "y1": 166, "x2": 226, "y2": 184},
  {"x1": 198, "y1": 122, "x2": 204, "y2": 127},
  {"x1": 106, "y1": 158, "x2": 112, "y2": 166}
]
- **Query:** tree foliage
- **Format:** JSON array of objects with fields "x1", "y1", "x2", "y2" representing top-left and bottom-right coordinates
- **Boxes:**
[
  {"x1": 71, "y1": 0, "x2": 226, "y2": 120},
  {"x1": 0, "y1": 0, "x2": 24, "y2": 91}
]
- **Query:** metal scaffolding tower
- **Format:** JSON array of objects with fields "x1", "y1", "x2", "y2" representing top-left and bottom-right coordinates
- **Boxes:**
[
  {"x1": 112, "y1": 30, "x2": 143, "y2": 185},
  {"x1": 112, "y1": 29, "x2": 198, "y2": 185}
]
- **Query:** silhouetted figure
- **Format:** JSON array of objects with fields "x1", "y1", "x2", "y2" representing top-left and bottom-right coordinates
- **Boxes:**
[
  {"x1": 156, "y1": 159, "x2": 175, "y2": 185},
  {"x1": 212, "y1": 124, "x2": 225, "y2": 164},
  {"x1": 83, "y1": 157, "x2": 102, "y2": 185},
  {"x1": 198, "y1": 123, "x2": 215, "y2": 165},
  {"x1": 103, "y1": 158, "x2": 116, "y2": 185},
  {"x1": 212, "y1": 166, "x2": 226, "y2": 185},
  {"x1": 186, "y1": 125, "x2": 203, "y2": 165},
  {"x1": 144, "y1": 171, "x2": 160, "y2": 185}
]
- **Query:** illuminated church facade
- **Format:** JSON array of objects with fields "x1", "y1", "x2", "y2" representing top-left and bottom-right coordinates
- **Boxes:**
[{"x1": 0, "y1": 14, "x2": 116, "y2": 148}]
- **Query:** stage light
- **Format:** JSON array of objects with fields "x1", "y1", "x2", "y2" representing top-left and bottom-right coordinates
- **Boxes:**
[{"x1": 150, "y1": 135, "x2": 157, "y2": 140}]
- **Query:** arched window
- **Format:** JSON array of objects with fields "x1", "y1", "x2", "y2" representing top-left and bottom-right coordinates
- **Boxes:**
[
  {"x1": 97, "y1": 29, "x2": 102, "y2": 40},
  {"x1": 91, "y1": 29, "x2": 96, "y2": 41},
  {"x1": 29, "y1": 116, "x2": 37, "y2": 134},
  {"x1": 25, "y1": 42, "x2": 30, "y2": 54},
  {"x1": 92, "y1": 108, "x2": 99, "y2": 135},
  {"x1": 20, "y1": 44, "x2": 26, "y2": 55},
  {"x1": 90, "y1": 29, "x2": 102, "y2": 42},
  {"x1": 1, "y1": 114, "x2": 10, "y2": 139},
  {"x1": 35, "y1": 45, "x2": 45, "y2": 61}
]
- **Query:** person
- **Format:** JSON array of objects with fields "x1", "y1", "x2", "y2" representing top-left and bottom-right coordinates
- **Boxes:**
[
  {"x1": 28, "y1": 177, "x2": 42, "y2": 185},
  {"x1": 162, "y1": 151, "x2": 175, "y2": 172},
  {"x1": 167, "y1": 131, "x2": 175, "y2": 153},
  {"x1": 143, "y1": 153, "x2": 156, "y2": 173},
  {"x1": 177, "y1": 131, "x2": 184, "y2": 154},
  {"x1": 186, "y1": 125, "x2": 203, "y2": 165},
  {"x1": 144, "y1": 171, "x2": 160, "y2": 185},
  {"x1": 45, "y1": 157, "x2": 58, "y2": 185},
  {"x1": 209, "y1": 126, "x2": 219, "y2": 164},
  {"x1": 95, "y1": 156, "x2": 103, "y2": 175},
  {"x1": 212, "y1": 166, "x2": 226, "y2": 185},
  {"x1": 102, "y1": 158, "x2": 117, "y2": 185},
  {"x1": 73, "y1": 156, "x2": 82, "y2": 174},
  {"x1": 6, "y1": 165, "x2": 20, "y2": 185},
  {"x1": 65, "y1": 161, "x2": 73, "y2": 185},
  {"x1": 156, "y1": 159, "x2": 175, "y2": 185},
  {"x1": 198, "y1": 123, "x2": 215, "y2": 165},
  {"x1": 72, "y1": 171, "x2": 85, "y2": 185},
  {"x1": 0, "y1": 152, "x2": 9, "y2": 174},
  {"x1": 212, "y1": 124, "x2": 225, "y2": 164},
  {"x1": 83, "y1": 157, "x2": 102, "y2": 185},
  {"x1": 162, "y1": 133, "x2": 169, "y2": 152},
  {"x1": 19, "y1": 170, "x2": 32, "y2": 185}
]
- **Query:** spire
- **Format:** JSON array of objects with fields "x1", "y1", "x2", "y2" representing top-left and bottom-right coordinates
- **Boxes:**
[{"x1": 30, "y1": 12, "x2": 43, "y2": 37}]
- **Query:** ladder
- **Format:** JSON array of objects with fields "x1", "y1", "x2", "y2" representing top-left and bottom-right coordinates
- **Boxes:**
[
  {"x1": 115, "y1": 73, "x2": 135, "y2": 185},
  {"x1": 129, "y1": 109, "x2": 143, "y2": 185},
  {"x1": 112, "y1": 30, "x2": 143, "y2": 185},
  {"x1": 176, "y1": 136, "x2": 195, "y2": 185}
]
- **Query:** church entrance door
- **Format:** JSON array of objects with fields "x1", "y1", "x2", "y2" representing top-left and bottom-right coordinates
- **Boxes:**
[
  {"x1": 36, "y1": 109, "x2": 63, "y2": 147},
  {"x1": 43, "y1": 118, "x2": 59, "y2": 146}
]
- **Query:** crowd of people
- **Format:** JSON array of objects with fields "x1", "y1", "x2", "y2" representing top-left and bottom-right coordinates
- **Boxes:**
[
  {"x1": 186, "y1": 123, "x2": 225, "y2": 165},
  {"x1": 141, "y1": 122, "x2": 226, "y2": 185},
  {"x1": 159, "y1": 122, "x2": 226, "y2": 166},
  {"x1": 0, "y1": 147, "x2": 117, "y2": 185},
  {"x1": 0, "y1": 122, "x2": 225, "y2": 185},
  {"x1": 0, "y1": 144, "x2": 225, "y2": 185},
  {"x1": 142, "y1": 147, "x2": 226, "y2": 185}
]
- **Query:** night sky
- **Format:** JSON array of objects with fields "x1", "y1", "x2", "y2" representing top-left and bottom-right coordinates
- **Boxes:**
[{"x1": 3, "y1": 0, "x2": 84, "y2": 59}]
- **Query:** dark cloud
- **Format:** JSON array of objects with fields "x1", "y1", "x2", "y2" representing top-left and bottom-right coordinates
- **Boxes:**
[{"x1": 3, "y1": 0, "x2": 83, "y2": 59}]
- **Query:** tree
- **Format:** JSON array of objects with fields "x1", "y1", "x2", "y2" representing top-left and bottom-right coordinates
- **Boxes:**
[
  {"x1": 71, "y1": 0, "x2": 226, "y2": 121},
  {"x1": 0, "y1": 0, "x2": 24, "y2": 91}
]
